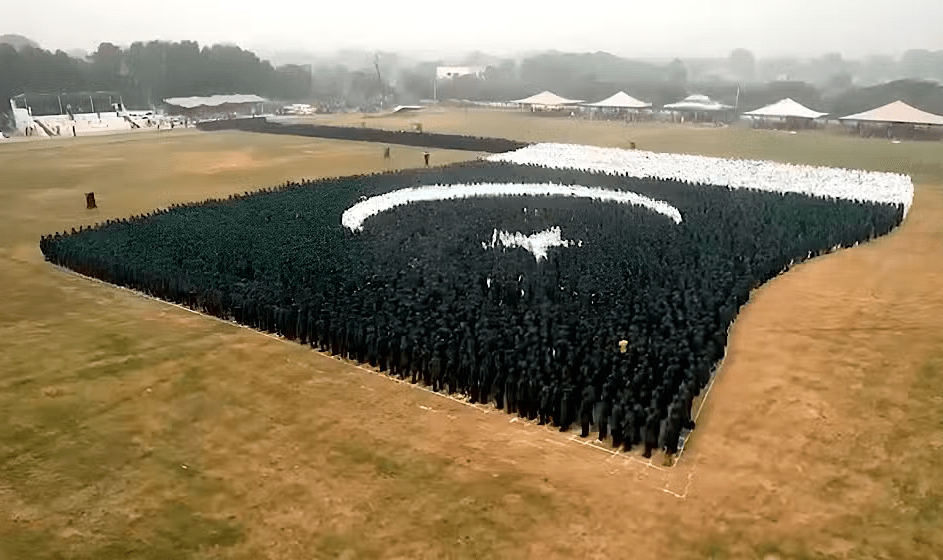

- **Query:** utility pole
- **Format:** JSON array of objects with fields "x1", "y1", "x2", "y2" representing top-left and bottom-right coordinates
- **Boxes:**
[{"x1": 374, "y1": 53, "x2": 384, "y2": 108}]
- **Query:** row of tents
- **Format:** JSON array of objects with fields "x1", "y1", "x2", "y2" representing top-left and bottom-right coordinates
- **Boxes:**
[
  {"x1": 509, "y1": 90, "x2": 943, "y2": 127},
  {"x1": 745, "y1": 98, "x2": 943, "y2": 127}
]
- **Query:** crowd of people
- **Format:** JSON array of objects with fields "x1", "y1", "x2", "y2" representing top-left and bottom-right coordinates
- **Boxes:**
[
  {"x1": 40, "y1": 159, "x2": 905, "y2": 457},
  {"x1": 196, "y1": 117, "x2": 528, "y2": 153},
  {"x1": 490, "y1": 143, "x2": 914, "y2": 216}
]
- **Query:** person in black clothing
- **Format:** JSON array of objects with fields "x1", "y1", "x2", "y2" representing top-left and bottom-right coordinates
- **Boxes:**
[
  {"x1": 492, "y1": 356, "x2": 506, "y2": 410},
  {"x1": 610, "y1": 400, "x2": 625, "y2": 448},
  {"x1": 679, "y1": 379, "x2": 696, "y2": 430},
  {"x1": 525, "y1": 374, "x2": 539, "y2": 421},
  {"x1": 410, "y1": 343, "x2": 423, "y2": 384},
  {"x1": 538, "y1": 383, "x2": 553, "y2": 425},
  {"x1": 578, "y1": 385, "x2": 596, "y2": 438},
  {"x1": 429, "y1": 352, "x2": 442, "y2": 391},
  {"x1": 622, "y1": 410, "x2": 637, "y2": 452},
  {"x1": 631, "y1": 403, "x2": 646, "y2": 447},
  {"x1": 377, "y1": 329, "x2": 389, "y2": 371},
  {"x1": 477, "y1": 352, "x2": 492, "y2": 404},
  {"x1": 517, "y1": 369, "x2": 530, "y2": 419},
  {"x1": 389, "y1": 334, "x2": 403, "y2": 377},
  {"x1": 467, "y1": 359, "x2": 480, "y2": 403},
  {"x1": 596, "y1": 388, "x2": 612, "y2": 442},
  {"x1": 505, "y1": 371, "x2": 518, "y2": 415},
  {"x1": 663, "y1": 402, "x2": 684, "y2": 455},
  {"x1": 365, "y1": 326, "x2": 378, "y2": 367},
  {"x1": 558, "y1": 384, "x2": 574, "y2": 432},
  {"x1": 642, "y1": 413, "x2": 660, "y2": 459}
]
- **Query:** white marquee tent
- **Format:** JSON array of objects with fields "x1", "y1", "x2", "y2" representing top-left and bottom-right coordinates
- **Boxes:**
[
  {"x1": 584, "y1": 91, "x2": 651, "y2": 109},
  {"x1": 743, "y1": 98, "x2": 827, "y2": 119},
  {"x1": 163, "y1": 94, "x2": 267, "y2": 109},
  {"x1": 662, "y1": 94, "x2": 733, "y2": 112},
  {"x1": 839, "y1": 100, "x2": 943, "y2": 126},
  {"x1": 511, "y1": 91, "x2": 584, "y2": 108}
]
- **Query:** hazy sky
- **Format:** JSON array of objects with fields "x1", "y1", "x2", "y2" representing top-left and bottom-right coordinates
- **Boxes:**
[{"x1": 7, "y1": 0, "x2": 943, "y2": 60}]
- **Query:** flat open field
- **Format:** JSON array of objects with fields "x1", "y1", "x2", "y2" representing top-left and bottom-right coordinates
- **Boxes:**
[{"x1": 2, "y1": 113, "x2": 942, "y2": 560}]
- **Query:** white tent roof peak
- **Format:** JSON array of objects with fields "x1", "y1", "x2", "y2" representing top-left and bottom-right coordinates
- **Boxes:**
[
  {"x1": 743, "y1": 98, "x2": 827, "y2": 119},
  {"x1": 839, "y1": 100, "x2": 943, "y2": 126},
  {"x1": 663, "y1": 94, "x2": 732, "y2": 112},
  {"x1": 585, "y1": 91, "x2": 651, "y2": 109},
  {"x1": 682, "y1": 94, "x2": 711, "y2": 104},
  {"x1": 511, "y1": 91, "x2": 584, "y2": 105}
]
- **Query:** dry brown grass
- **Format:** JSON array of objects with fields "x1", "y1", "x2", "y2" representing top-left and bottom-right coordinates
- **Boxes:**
[{"x1": 1, "y1": 114, "x2": 942, "y2": 560}]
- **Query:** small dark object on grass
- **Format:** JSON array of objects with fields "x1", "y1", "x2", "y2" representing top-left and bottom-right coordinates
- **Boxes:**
[
  {"x1": 86, "y1": 192, "x2": 97, "y2": 209},
  {"x1": 630, "y1": 142, "x2": 637, "y2": 150}
]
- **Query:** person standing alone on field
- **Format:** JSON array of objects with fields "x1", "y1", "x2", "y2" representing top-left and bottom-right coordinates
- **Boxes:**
[{"x1": 423, "y1": 152, "x2": 430, "y2": 166}]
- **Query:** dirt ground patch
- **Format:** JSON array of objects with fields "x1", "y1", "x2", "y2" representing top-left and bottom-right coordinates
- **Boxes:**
[
  {"x1": 2, "y1": 114, "x2": 943, "y2": 559},
  {"x1": 172, "y1": 149, "x2": 265, "y2": 174}
]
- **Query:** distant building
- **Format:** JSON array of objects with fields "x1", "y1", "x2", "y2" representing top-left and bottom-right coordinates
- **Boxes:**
[
  {"x1": 163, "y1": 94, "x2": 268, "y2": 121},
  {"x1": 433, "y1": 66, "x2": 486, "y2": 101},
  {"x1": 281, "y1": 103, "x2": 317, "y2": 115},
  {"x1": 435, "y1": 66, "x2": 485, "y2": 80},
  {"x1": 9, "y1": 91, "x2": 128, "y2": 136},
  {"x1": 11, "y1": 91, "x2": 124, "y2": 118}
]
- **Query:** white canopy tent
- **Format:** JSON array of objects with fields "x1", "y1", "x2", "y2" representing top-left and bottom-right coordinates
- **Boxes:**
[
  {"x1": 163, "y1": 94, "x2": 267, "y2": 109},
  {"x1": 661, "y1": 94, "x2": 734, "y2": 124},
  {"x1": 584, "y1": 91, "x2": 651, "y2": 109},
  {"x1": 163, "y1": 94, "x2": 268, "y2": 121},
  {"x1": 511, "y1": 91, "x2": 584, "y2": 109},
  {"x1": 839, "y1": 100, "x2": 943, "y2": 126},
  {"x1": 743, "y1": 98, "x2": 827, "y2": 119},
  {"x1": 662, "y1": 94, "x2": 733, "y2": 112}
]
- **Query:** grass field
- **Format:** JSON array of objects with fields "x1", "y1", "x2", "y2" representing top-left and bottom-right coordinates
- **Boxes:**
[{"x1": 2, "y1": 112, "x2": 943, "y2": 560}]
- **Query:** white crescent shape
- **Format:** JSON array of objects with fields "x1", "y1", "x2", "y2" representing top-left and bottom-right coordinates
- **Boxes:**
[{"x1": 342, "y1": 183, "x2": 683, "y2": 232}]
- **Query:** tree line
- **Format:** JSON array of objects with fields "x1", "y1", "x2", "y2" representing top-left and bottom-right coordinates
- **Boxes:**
[
  {"x1": 0, "y1": 40, "x2": 312, "y2": 111},
  {"x1": 4, "y1": 37, "x2": 943, "y2": 120}
]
